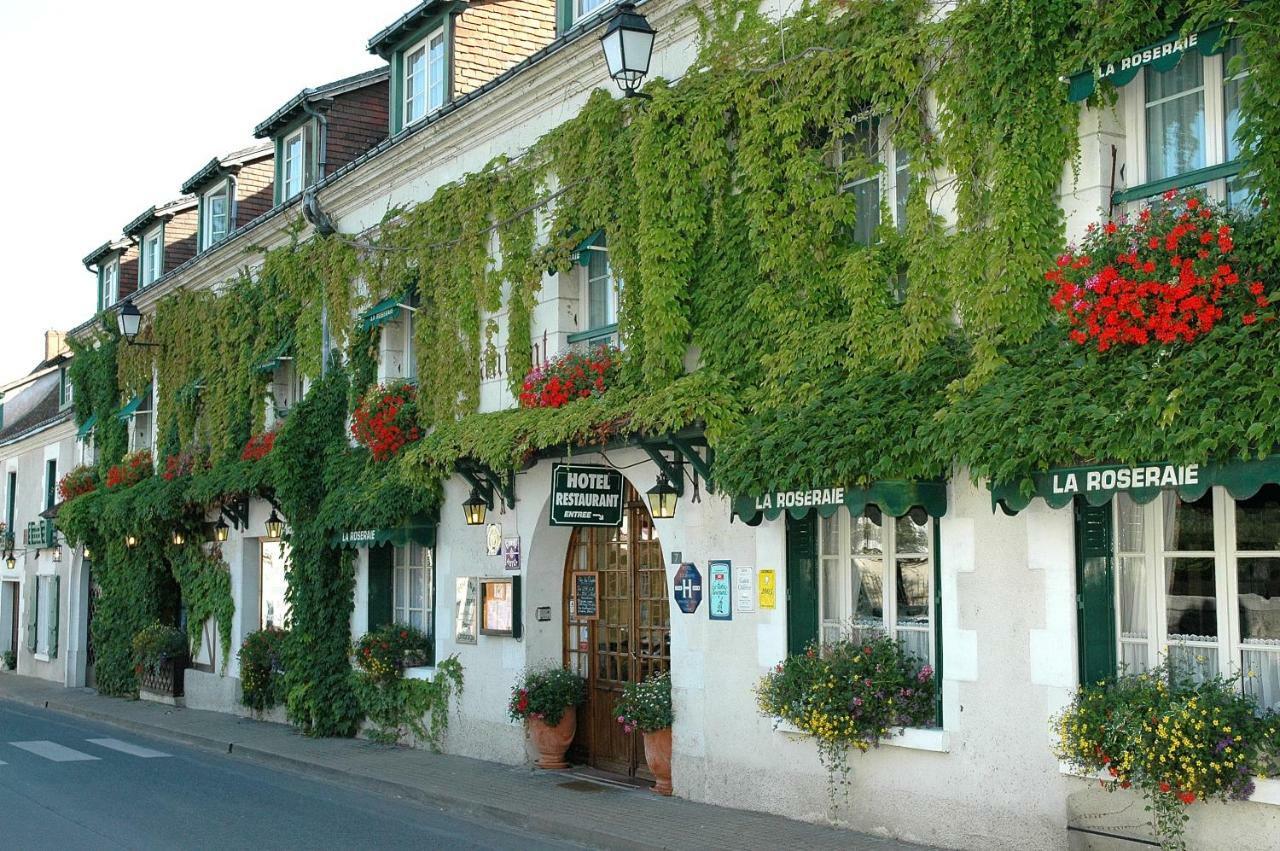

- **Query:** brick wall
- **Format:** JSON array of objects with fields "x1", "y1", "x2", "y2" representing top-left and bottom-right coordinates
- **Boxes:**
[
  {"x1": 325, "y1": 81, "x2": 389, "y2": 174},
  {"x1": 118, "y1": 244, "x2": 140, "y2": 301},
  {"x1": 452, "y1": 0, "x2": 556, "y2": 98},
  {"x1": 164, "y1": 207, "x2": 198, "y2": 272},
  {"x1": 235, "y1": 157, "x2": 275, "y2": 226}
]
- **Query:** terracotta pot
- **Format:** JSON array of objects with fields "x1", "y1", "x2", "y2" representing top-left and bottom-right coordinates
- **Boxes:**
[
  {"x1": 529, "y1": 710, "x2": 576, "y2": 769},
  {"x1": 643, "y1": 727, "x2": 673, "y2": 795}
]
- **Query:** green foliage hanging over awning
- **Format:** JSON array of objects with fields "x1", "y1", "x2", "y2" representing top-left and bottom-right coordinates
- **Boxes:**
[
  {"x1": 1065, "y1": 23, "x2": 1227, "y2": 102},
  {"x1": 329, "y1": 513, "x2": 437, "y2": 549},
  {"x1": 114, "y1": 387, "x2": 149, "y2": 421},
  {"x1": 991, "y1": 455, "x2": 1280, "y2": 515},
  {"x1": 574, "y1": 229, "x2": 605, "y2": 267},
  {"x1": 254, "y1": 339, "x2": 293, "y2": 375},
  {"x1": 77, "y1": 413, "x2": 97, "y2": 439},
  {"x1": 732, "y1": 480, "x2": 947, "y2": 523},
  {"x1": 358, "y1": 296, "x2": 402, "y2": 332}
]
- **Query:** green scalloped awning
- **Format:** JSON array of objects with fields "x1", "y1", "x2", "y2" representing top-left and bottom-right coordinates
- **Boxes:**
[
  {"x1": 1066, "y1": 23, "x2": 1227, "y2": 103},
  {"x1": 574, "y1": 229, "x2": 605, "y2": 267},
  {"x1": 358, "y1": 296, "x2": 402, "y2": 332},
  {"x1": 255, "y1": 339, "x2": 293, "y2": 375},
  {"x1": 76, "y1": 414, "x2": 97, "y2": 439},
  {"x1": 732, "y1": 481, "x2": 947, "y2": 525},
  {"x1": 991, "y1": 456, "x2": 1280, "y2": 515},
  {"x1": 330, "y1": 513, "x2": 436, "y2": 549},
  {"x1": 114, "y1": 387, "x2": 149, "y2": 421}
]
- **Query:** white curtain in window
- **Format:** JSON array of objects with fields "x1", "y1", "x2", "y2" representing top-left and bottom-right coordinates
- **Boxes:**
[{"x1": 1145, "y1": 57, "x2": 1206, "y2": 181}]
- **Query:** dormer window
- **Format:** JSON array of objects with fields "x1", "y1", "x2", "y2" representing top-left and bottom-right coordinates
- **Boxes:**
[
  {"x1": 58, "y1": 368, "x2": 73, "y2": 409},
  {"x1": 404, "y1": 28, "x2": 446, "y2": 126},
  {"x1": 281, "y1": 125, "x2": 314, "y2": 202},
  {"x1": 140, "y1": 227, "x2": 163, "y2": 286},
  {"x1": 100, "y1": 258, "x2": 119, "y2": 310},
  {"x1": 201, "y1": 180, "x2": 232, "y2": 249}
]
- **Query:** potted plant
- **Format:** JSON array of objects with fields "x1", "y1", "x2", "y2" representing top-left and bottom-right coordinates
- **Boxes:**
[
  {"x1": 616, "y1": 671, "x2": 674, "y2": 795},
  {"x1": 3, "y1": 650, "x2": 15, "y2": 671},
  {"x1": 509, "y1": 665, "x2": 586, "y2": 769},
  {"x1": 350, "y1": 381, "x2": 421, "y2": 461},
  {"x1": 353, "y1": 623, "x2": 433, "y2": 682},
  {"x1": 131, "y1": 622, "x2": 189, "y2": 698},
  {"x1": 238, "y1": 626, "x2": 288, "y2": 711}
]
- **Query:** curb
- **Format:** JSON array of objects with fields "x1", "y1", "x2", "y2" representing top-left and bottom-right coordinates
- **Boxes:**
[{"x1": 20, "y1": 692, "x2": 669, "y2": 851}]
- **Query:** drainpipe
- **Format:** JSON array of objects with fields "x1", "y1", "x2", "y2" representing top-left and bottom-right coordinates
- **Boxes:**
[
  {"x1": 302, "y1": 101, "x2": 333, "y2": 375},
  {"x1": 301, "y1": 101, "x2": 329, "y2": 180}
]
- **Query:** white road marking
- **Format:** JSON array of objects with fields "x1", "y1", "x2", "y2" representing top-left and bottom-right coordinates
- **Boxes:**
[
  {"x1": 10, "y1": 741, "x2": 100, "y2": 762},
  {"x1": 85, "y1": 738, "x2": 170, "y2": 758}
]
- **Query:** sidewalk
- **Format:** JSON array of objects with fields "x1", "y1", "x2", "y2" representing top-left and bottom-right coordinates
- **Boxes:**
[{"x1": 0, "y1": 673, "x2": 931, "y2": 851}]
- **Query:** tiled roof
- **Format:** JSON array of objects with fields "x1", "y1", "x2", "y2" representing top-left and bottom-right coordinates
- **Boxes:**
[
  {"x1": 180, "y1": 143, "x2": 274, "y2": 195},
  {"x1": 253, "y1": 67, "x2": 390, "y2": 139},
  {"x1": 367, "y1": 0, "x2": 448, "y2": 59},
  {"x1": 0, "y1": 381, "x2": 69, "y2": 447}
]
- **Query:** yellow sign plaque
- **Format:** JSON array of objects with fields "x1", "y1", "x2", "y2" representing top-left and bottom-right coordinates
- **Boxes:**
[{"x1": 758, "y1": 569, "x2": 776, "y2": 609}]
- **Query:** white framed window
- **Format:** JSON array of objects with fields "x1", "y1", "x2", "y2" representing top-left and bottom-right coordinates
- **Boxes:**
[
  {"x1": 584, "y1": 235, "x2": 617, "y2": 332},
  {"x1": 817, "y1": 507, "x2": 936, "y2": 666},
  {"x1": 260, "y1": 540, "x2": 291, "y2": 630},
  {"x1": 281, "y1": 127, "x2": 308, "y2": 201},
  {"x1": 831, "y1": 116, "x2": 911, "y2": 247},
  {"x1": 201, "y1": 180, "x2": 232, "y2": 250},
  {"x1": 1114, "y1": 485, "x2": 1280, "y2": 711},
  {"x1": 1125, "y1": 39, "x2": 1252, "y2": 207},
  {"x1": 59, "y1": 368, "x2": 73, "y2": 409},
  {"x1": 100, "y1": 259, "x2": 119, "y2": 309},
  {"x1": 392, "y1": 543, "x2": 432, "y2": 632},
  {"x1": 573, "y1": 0, "x2": 609, "y2": 25},
  {"x1": 130, "y1": 389, "x2": 154, "y2": 454},
  {"x1": 78, "y1": 432, "x2": 95, "y2": 468},
  {"x1": 140, "y1": 227, "x2": 163, "y2": 287},
  {"x1": 403, "y1": 28, "x2": 446, "y2": 126},
  {"x1": 404, "y1": 308, "x2": 417, "y2": 383},
  {"x1": 33, "y1": 574, "x2": 58, "y2": 657}
]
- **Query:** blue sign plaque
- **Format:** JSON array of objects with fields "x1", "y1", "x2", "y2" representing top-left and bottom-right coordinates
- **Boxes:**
[
  {"x1": 673, "y1": 563, "x2": 702, "y2": 614},
  {"x1": 708, "y1": 560, "x2": 732, "y2": 621}
]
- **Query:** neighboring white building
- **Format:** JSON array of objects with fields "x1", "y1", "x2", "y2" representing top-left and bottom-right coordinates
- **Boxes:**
[{"x1": 0, "y1": 331, "x2": 92, "y2": 689}]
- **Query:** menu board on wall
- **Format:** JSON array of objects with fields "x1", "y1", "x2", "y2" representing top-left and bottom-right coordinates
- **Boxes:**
[
  {"x1": 572, "y1": 571, "x2": 599, "y2": 620},
  {"x1": 480, "y1": 577, "x2": 522, "y2": 638},
  {"x1": 455, "y1": 577, "x2": 479, "y2": 644}
]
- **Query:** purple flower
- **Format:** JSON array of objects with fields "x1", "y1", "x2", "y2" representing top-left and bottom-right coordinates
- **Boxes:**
[{"x1": 917, "y1": 665, "x2": 933, "y2": 683}]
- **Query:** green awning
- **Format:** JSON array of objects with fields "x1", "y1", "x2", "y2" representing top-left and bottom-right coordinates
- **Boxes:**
[
  {"x1": 76, "y1": 414, "x2": 97, "y2": 439},
  {"x1": 114, "y1": 387, "x2": 149, "y2": 421},
  {"x1": 330, "y1": 514, "x2": 436, "y2": 549},
  {"x1": 990, "y1": 456, "x2": 1280, "y2": 515},
  {"x1": 732, "y1": 481, "x2": 947, "y2": 525},
  {"x1": 358, "y1": 296, "x2": 402, "y2": 332},
  {"x1": 574, "y1": 229, "x2": 605, "y2": 267},
  {"x1": 1066, "y1": 24, "x2": 1227, "y2": 102},
  {"x1": 254, "y1": 339, "x2": 293, "y2": 375}
]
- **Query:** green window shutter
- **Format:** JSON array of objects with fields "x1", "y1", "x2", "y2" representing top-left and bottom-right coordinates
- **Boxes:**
[
  {"x1": 367, "y1": 545, "x2": 394, "y2": 632},
  {"x1": 555, "y1": 0, "x2": 573, "y2": 35},
  {"x1": 49, "y1": 576, "x2": 60, "y2": 659},
  {"x1": 785, "y1": 513, "x2": 819, "y2": 655},
  {"x1": 1075, "y1": 500, "x2": 1116, "y2": 686},
  {"x1": 26, "y1": 582, "x2": 37, "y2": 653}
]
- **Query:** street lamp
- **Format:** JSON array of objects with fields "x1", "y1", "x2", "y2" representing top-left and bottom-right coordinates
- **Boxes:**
[
  {"x1": 264, "y1": 510, "x2": 285, "y2": 540},
  {"x1": 125, "y1": 534, "x2": 138, "y2": 548},
  {"x1": 463, "y1": 488, "x2": 488, "y2": 526},
  {"x1": 116, "y1": 299, "x2": 160, "y2": 347},
  {"x1": 600, "y1": 2, "x2": 655, "y2": 98},
  {"x1": 214, "y1": 518, "x2": 230, "y2": 543},
  {"x1": 171, "y1": 529, "x2": 186, "y2": 546},
  {"x1": 646, "y1": 472, "x2": 679, "y2": 519},
  {"x1": 4, "y1": 551, "x2": 15, "y2": 570},
  {"x1": 52, "y1": 546, "x2": 62, "y2": 563},
  {"x1": 83, "y1": 545, "x2": 93, "y2": 560}
]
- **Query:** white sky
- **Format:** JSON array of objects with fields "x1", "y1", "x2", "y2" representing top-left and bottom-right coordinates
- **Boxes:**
[{"x1": 0, "y1": 0, "x2": 413, "y2": 375}]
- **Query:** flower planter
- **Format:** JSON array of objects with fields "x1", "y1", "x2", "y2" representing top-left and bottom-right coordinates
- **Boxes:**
[
  {"x1": 643, "y1": 727, "x2": 673, "y2": 795},
  {"x1": 529, "y1": 711, "x2": 576, "y2": 769},
  {"x1": 138, "y1": 657, "x2": 187, "y2": 701}
]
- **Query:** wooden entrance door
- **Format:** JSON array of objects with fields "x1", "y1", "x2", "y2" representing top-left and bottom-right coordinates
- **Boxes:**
[{"x1": 563, "y1": 484, "x2": 670, "y2": 777}]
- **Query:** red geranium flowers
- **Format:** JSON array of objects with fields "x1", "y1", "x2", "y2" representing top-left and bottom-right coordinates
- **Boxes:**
[
  {"x1": 351, "y1": 381, "x2": 422, "y2": 462},
  {"x1": 1047, "y1": 190, "x2": 1269, "y2": 351},
  {"x1": 519, "y1": 345, "x2": 620, "y2": 409}
]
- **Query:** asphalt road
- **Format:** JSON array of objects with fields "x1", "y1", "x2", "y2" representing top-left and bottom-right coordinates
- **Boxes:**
[{"x1": 0, "y1": 698, "x2": 580, "y2": 850}]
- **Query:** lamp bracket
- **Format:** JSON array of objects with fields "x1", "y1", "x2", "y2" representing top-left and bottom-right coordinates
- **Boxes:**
[
  {"x1": 667, "y1": 434, "x2": 715, "y2": 493},
  {"x1": 456, "y1": 461, "x2": 515, "y2": 510},
  {"x1": 640, "y1": 445, "x2": 684, "y2": 497},
  {"x1": 220, "y1": 496, "x2": 250, "y2": 531}
]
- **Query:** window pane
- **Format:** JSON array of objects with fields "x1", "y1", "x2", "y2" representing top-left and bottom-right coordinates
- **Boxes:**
[
  {"x1": 822, "y1": 560, "x2": 841, "y2": 622},
  {"x1": 1145, "y1": 59, "x2": 1205, "y2": 181},
  {"x1": 852, "y1": 510, "x2": 882, "y2": 555},
  {"x1": 406, "y1": 47, "x2": 425, "y2": 122},
  {"x1": 851, "y1": 557, "x2": 883, "y2": 627},
  {"x1": 894, "y1": 146, "x2": 909, "y2": 232},
  {"x1": 1242, "y1": 649, "x2": 1280, "y2": 712},
  {"x1": 429, "y1": 35, "x2": 445, "y2": 111},
  {"x1": 820, "y1": 513, "x2": 839, "y2": 556},
  {"x1": 896, "y1": 628, "x2": 931, "y2": 664},
  {"x1": 1223, "y1": 39, "x2": 1247, "y2": 162},
  {"x1": 895, "y1": 557, "x2": 929, "y2": 626},
  {"x1": 1238, "y1": 557, "x2": 1280, "y2": 642},
  {"x1": 1166, "y1": 556, "x2": 1217, "y2": 641},
  {"x1": 1118, "y1": 556, "x2": 1149, "y2": 640},
  {"x1": 410, "y1": 566, "x2": 425, "y2": 611},
  {"x1": 1116, "y1": 492, "x2": 1145, "y2": 552},
  {"x1": 1236, "y1": 483, "x2": 1280, "y2": 551},
  {"x1": 852, "y1": 179, "x2": 880, "y2": 246},
  {"x1": 895, "y1": 513, "x2": 929, "y2": 555},
  {"x1": 1161, "y1": 491, "x2": 1214, "y2": 551}
]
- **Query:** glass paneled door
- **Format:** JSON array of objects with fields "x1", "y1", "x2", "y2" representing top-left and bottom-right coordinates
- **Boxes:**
[{"x1": 563, "y1": 483, "x2": 670, "y2": 777}]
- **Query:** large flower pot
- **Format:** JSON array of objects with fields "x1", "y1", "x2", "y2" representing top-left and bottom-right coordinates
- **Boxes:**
[
  {"x1": 529, "y1": 710, "x2": 576, "y2": 769},
  {"x1": 643, "y1": 727, "x2": 673, "y2": 795}
]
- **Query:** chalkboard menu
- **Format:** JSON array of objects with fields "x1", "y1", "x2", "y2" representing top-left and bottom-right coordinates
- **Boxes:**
[{"x1": 572, "y1": 571, "x2": 599, "y2": 620}]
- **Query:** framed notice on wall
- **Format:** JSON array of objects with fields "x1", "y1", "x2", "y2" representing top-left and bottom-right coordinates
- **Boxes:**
[
  {"x1": 480, "y1": 577, "x2": 522, "y2": 638},
  {"x1": 455, "y1": 577, "x2": 479, "y2": 645},
  {"x1": 572, "y1": 571, "x2": 599, "y2": 620}
]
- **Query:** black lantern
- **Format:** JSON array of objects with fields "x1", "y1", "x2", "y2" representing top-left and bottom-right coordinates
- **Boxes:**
[
  {"x1": 463, "y1": 488, "x2": 488, "y2": 526},
  {"x1": 125, "y1": 533, "x2": 138, "y2": 548},
  {"x1": 646, "y1": 472, "x2": 679, "y2": 519},
  {"x1": 4, "y1": 551, "x2": 14, "y2": 570},
  {"x1": 264, "y1": 510, "x2": 285, "y2": 540},
  {"x1": 83, "y1": 545, "x2": 93, "y2": 561},
  {"x1": 600, "y1": 2, "x2": 655, "y2": 98},
  {"x1": 214, "y1": 518, "x2": 230, "y2": 543},
  {"x1": 117, "y1": 299, "x2": 142, "y2": 341},
  {"x1": 171, "y1": 529, "x2": 186, "y2": 546},
  {"x1": 52, "y1": 546, "x2": 62, "y2": 563}
]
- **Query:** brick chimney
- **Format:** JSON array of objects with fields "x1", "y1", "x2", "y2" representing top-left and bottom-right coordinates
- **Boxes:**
[{"x1": 44, "y1": 329, "x2": 67, "y2": 362}]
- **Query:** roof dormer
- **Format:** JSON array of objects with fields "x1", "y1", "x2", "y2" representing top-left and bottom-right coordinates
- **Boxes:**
[
  {"x1": 179, "y1": 143, "x2": 275, "y2": 253},
  {"x1": 122, "y1": 197, "x2": 198, "y2": 290}
]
